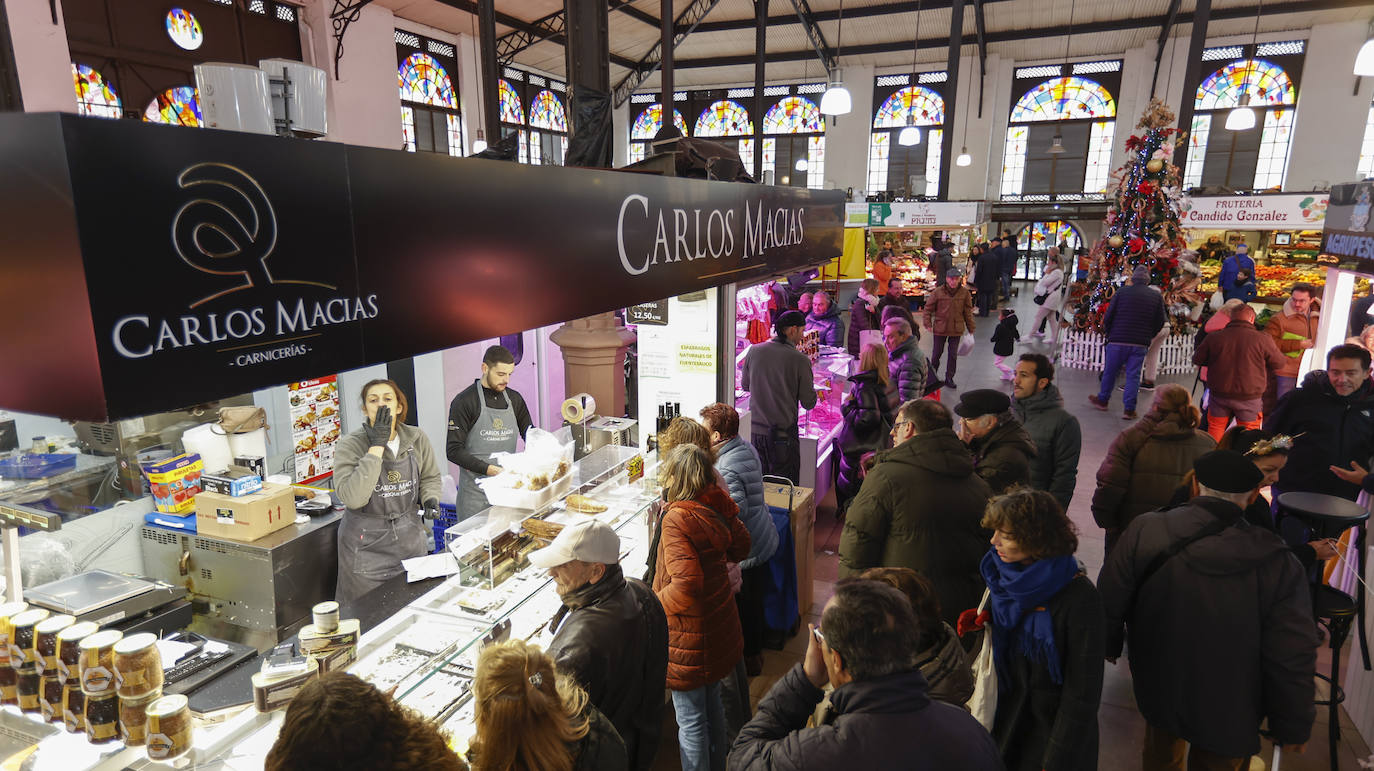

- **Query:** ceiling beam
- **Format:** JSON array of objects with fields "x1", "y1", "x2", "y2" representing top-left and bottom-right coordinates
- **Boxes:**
[
  {"x1": 612, "y1": 0, "x2": 727, "y2": 107},
  {"x1": 1150, "y1": 0, "x2": 1185, "y2": 95},
  {"x1": 973, "y1": 0, "x2": 987, "y2": 117},
  {"x1": 670, "y1": 0, "x2": 1368, "y2": 69},
  {"x1": 689, "y1": 0, "x2": 1010, "y2": 34},
  {"x1": 496, "y1": 0, "x2": 655, "y2": 64},
  {"x1": 783, "y1": 0, "x2": 837, "y2": 73}
]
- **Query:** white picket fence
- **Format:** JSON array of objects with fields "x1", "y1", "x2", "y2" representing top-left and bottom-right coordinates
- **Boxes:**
[{"x1": 1058, "y1": 330, "x2": 1196, "y2": 375}]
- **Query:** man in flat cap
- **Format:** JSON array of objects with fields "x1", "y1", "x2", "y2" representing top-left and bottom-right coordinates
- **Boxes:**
[
  {"x1": 741, "y1": 309, "x2": 818, "y2": 484},
  {"x1": 953, "y1": 389, "x2": 1035, "y2": 495},
  {"x1": 1098, "y1": 450, "x2": 1315, "y2": 770}
]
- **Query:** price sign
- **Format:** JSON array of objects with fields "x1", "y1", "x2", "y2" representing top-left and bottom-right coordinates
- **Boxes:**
[{"x1": 627, "y1": 301, "x2": 669, "y2": 326}]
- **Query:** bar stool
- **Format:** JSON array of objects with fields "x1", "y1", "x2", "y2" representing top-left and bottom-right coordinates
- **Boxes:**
[
  {"x1": 1310, "y1": 585, "x2": 1358, "y2": 771},
  {"x1": 1277, "y1": 492, "x2": 1371, "y2": 669}
]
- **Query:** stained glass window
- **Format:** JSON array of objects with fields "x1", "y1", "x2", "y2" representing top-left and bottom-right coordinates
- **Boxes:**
[
  {"x1": 1083, "y1": 121, "x2": 1116, "y2": 193},
  {"x1": 629, "y1": 144, "x2": 647, "y2": 164},
  {"x1": 1359, "y1": 103, "x2": 1374, "y2": 180},
  {"x1": 398, "y1": 53, "x2": 456, "y2": 108},
  {"x1": 762, "y1": 96, "x2": 824, "y2": 134},
  {"x1": 1022, "y1": 221, "x2": 1081, "y2": 252},
  {"x1": 500, "y1": 79, "x2": 524, "y2": 125},
  {"x1": 739, "y1": 139, "x2": 755, "y2": 174},
  {"x1": 1183, "y1": 114, "x2": 1210, "y2": 188},
  {"x1": 1009, "y1": 77, "x2": 1116, "y2": 123},
  {"x1": 762, "y1": 138, "x2": 777, "y2": 177},
  {"x1": 1000, "y1": 126, "x2": 1029, "y2": 194},
  {"x1": 1253, "y1": 108, "x2": 1294, "y2": 190},
  {"x1": 630, "y1": 104, "x2": 688, "y2": 140},
  {"x1": 72, "y1": 64, "x2": 121, "y2": 119},
  {"x1": 446, "y1": 114, "x2": 463, "y2": 158},
  {"x1": 924, "y1": 129, "x2": 942, "y2": 197},
  {"x1": 695, "y1": 100, "x2": 753, "y2": 137},
  {"x1": 1195, "y1": 59, "x2": 1295, "y2": 111},
  {"x1": 807, "y1": 136, "x2": 826, "y2": 189},
  {"x1": 867, "y1": 133, "x2": 891, "y2": 193},
  {"x1": 165, "y1": 8, "x2": 203, "y2": 51},
  {"x1": 401, "y1": 105, "x2": 415, "y2": 151},
  {"x1": 529, "y1": 90, "x2": 568, "y2": 132},
  {"x1": 144, "y1": 87, "x2": 202, "y2": 127},
  {"x1": 872, "y1": 87, "x2": 945, "y2": 129}
]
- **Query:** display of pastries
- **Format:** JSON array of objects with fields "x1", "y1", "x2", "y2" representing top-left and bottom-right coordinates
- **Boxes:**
[
  {"x1": 522, "y1": 518, "x2": 565, "y2": 540},
  {"x1": 565, "y1": 495, "x2": 607, "y2": 513}
]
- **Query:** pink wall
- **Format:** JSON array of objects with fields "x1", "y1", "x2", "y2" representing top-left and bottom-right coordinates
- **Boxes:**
[{"x1": 9, "y1": 0, "x2": 77, "y2": 113}]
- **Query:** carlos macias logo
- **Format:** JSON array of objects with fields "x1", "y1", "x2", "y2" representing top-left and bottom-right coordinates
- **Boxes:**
[{"x1": 110, "y1": 163, "x2": 380, "y2": 367}]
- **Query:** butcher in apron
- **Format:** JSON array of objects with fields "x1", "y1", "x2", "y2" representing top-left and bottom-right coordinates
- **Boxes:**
[
  {"x1": 332, "y1": 379, "x2": 443, "y2": 605},
  {"x1": 447, "y1": 345, "x2": 533, "y2": 521}
]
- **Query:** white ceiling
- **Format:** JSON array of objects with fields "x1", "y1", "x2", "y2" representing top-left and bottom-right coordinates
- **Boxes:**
[{"x1": 380, "y1": 0, "x2": 1373, "y2": 93}]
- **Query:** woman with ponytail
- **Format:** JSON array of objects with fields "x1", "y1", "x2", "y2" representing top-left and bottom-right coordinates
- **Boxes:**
[
  {"x1": 1090, "y1": 384, "x2": 1216, "y2": 557},
  {"x1": 468, "y1": 640, "x2": 627, "y2": 771}
]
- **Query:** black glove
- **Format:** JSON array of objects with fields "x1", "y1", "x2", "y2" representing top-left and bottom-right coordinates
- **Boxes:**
[
  {"x1": 422, "y1": 498, "x2": 441, "y2": 521},
  {"x1": 364, "y1": 405, "x2": 392, "y2": 449}
]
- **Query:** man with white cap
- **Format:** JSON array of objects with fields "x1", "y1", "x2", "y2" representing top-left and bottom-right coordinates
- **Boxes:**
[{"x1": 531, "y1": 519, "x2": 668, "y2": 771}]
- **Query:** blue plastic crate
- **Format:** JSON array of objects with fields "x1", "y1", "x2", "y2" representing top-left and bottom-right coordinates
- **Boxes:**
[
  {"x1": 431, "y1": 503, "x2": 459, "y2": 553},
  {"x1": 0, "y1": 454, "x2": 77, "y2": 480}
]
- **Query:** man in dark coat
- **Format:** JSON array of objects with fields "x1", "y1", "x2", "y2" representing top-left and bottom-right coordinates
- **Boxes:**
[
  {"x1": 1011, "y1": 354, "x2": 1081, "y2": 510},
  {"x1": 995, "y1": 236, "x2": 1018, "y2": 300},
  {"x1": 727, "y1": 579, "x2": 1003, "y2": 771},
  {"x1": 533, "y1": 520, "x2": 669, "y2": 771},
  {"x1": 1089, "y1": 266, "x2": 1167, "y2": 420},
  {"x1": 974, "y1": 247, "x2": 1003, "y2": 317},
  {"x1": 838, "y1": 399, "x2": 992, "y2": 628},
  {"x1": 953, "y1": 389, "x2": 1035, "y2": 495},
  {"x1": 1191, "y1": 304, "x2": 1286, "y2": 441},
  {"x1": 1098, "y1": 450, "x2": 1315, "y2": 769}
]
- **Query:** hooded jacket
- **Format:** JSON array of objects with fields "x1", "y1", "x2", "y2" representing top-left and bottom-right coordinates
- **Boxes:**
[
  {"x1": 548, "y1": 565, "x2": 668, "y2": 771},
  {"x1": 1090, "y1": 412, "x2": 1216, "y2": 532},
  {"x1": 1033, "y1": 267, "x2": 1067, "y2": 313},
  {"x1": 847, "y1": 293, "x2": 882, "y2": 356},
  {"x1": 923, "y1": 283, "x2": 976, "y2": 338},
  {"x1": 804, "y1": 306, "x2": 844, "y2": 348},
  {"x1": 1102, "y1": 282, "x2": 1167, "y2": 347},
  {"x1": 715, "y1": 435, "x2": 780, "y2": 569},
  {"x1": 991, "y1": 313, "x2": 1020, "y2": 357},
  {"x1": 838, "y1": 428, "x2": 992, "y2": 627},
  {"x1": 1265, "y1": 370, "x2": 1374, "y2": 500},
  {"x1": 1265, "y1": 297, "x2": 1320, "y2": 378},
  {"x1": 1012, "y1": 384, "x2": 1082, "y2": 511},
  {"x1": 886, "y1": 335, "x2": 928, "y2": 403},
  {"x1": 1191, "y1": 318, "x2": 1287, "y2": 400},
  {"x1": 915, "y1": 622, "x2": 976, "y2": 706},
  {"x1": 727, "y1": 666, "x2": 1004, "y2": 771},
  {"x1": 835, "y1": 369, "x2": 894, "y2": 506},
  {"x1": 968, "y1": 418, "x2": 1036, "y2": 495},
  {"x1": 652, "y1": 484, "x2": 752, "y2": 691},
  {"x1": 1098, "y1": 498, "x2": 1316, "y2": 757}
]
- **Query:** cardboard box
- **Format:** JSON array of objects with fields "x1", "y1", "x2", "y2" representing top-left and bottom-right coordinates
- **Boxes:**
[
  {"x1": 201, "y1": 470, "x2": 263, "y2": 497},
  {"x1": 142, "y1": 453, "x2": 204, "y2": 513},
  {"x1": 232, "y1": 455, "x2": 266, "y2": 479},
  {"x1": 195, "y1": 483, "x2": 294, "y2": 542}
]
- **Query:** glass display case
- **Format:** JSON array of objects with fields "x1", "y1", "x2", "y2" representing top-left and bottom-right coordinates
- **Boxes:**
[{"x1": 19, "y1": 444, "x2": 658, "y2": 771}]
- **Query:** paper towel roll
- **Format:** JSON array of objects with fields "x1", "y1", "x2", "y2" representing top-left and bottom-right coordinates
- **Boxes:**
[
  {"x1": 182, "y1": 423, "x2": 233, "y2": 474},
  {"x1": 561, "y1": 393, "x2": 596, "y2": 424}
]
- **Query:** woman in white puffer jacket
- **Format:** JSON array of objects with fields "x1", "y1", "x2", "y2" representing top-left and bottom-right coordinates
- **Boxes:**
[{"x1": 1029, "y1": 255, "x2": 1067, "y2": 345}]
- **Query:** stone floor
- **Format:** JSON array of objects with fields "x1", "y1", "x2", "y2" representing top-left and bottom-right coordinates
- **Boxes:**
[{"x1": 650, "y1": 284, "x2": 1373, "y2": 770}]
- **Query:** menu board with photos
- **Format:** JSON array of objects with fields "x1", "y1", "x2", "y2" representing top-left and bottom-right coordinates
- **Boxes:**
[{"x1": 290, "y1": 376, "x2": 340, "y2": 484}]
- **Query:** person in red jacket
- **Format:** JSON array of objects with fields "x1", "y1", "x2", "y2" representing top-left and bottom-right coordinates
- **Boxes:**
[{"x1": 653, "y1": 444, "x2": 752, "y2": 771}]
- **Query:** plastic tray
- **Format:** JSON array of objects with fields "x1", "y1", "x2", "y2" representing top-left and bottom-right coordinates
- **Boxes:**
[
  {"x1": 481, "y1": 470, "x2": 572, "y2": 511},
  {"x1": 0, "y1": 454, "x2": 77, "y2": 480}
]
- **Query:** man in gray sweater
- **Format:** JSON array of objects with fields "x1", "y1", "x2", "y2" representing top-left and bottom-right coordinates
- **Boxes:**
[{"x1": 741, "y1": 310, "x2": 818, "y2": 484}]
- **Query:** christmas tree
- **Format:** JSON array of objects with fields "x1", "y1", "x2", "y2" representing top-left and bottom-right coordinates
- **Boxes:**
[{"x1": 1070, "y1": 98, "x2": 1191, "y2": 333}]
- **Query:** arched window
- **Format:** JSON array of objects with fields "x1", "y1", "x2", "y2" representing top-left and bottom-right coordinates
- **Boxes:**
[
  {"x1": 496, "y1": 78, "x2": 531, "y2": 163},
  {"x1": 1184, "y1": 57, "x2": 1298, "y2": 191},
  {"x1": 72, "y1": 63, "x2": 122, "y2": 119},
  {"x1": 527, "y1": 89, "x2": 569, "y2": 166},
  {"x1": 628, "y1": 103, "x2": 688, "y2": 164},
  {"x1": 397, "y1": 47, "x2": 463, "y2": 157},
  {"x1": 761, "y1": 95, "x2": 825, "y2": 189},
  {"x1": 694, "y1": 99, "x2": 756, "y2": 172},
  {"x1": 144, "y1": 86, "x2": 202, "y2": 127},
  {"x1": 1358, "y1": 98, "x2": 1374, "y2": 180},
  {"x1": 1001, "y1": 73, "x2": 1117, "y2": 197},
  {"x1": 1013, "y1": 220, "x2": 1082, "y2": 280},
  {"x1": 867, "y1": 82, "x2": 946, "y2": 197}
]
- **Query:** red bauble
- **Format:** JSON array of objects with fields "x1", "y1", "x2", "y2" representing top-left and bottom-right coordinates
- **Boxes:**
[
  {"x1": 1137, "y1": 181, "x2": 1156, "y2": 196},
  {"x1": 1128, "y1": 237, "x2": 1147, "y2": 254}
]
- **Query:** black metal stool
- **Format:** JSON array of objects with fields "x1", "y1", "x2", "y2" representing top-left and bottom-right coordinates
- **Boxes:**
[
  {"x1": 1312, "y1": 585, "x2": 1359, "y2": 771},
  {"x1": 1276, "y1": 492, "x2": 1370, "y2": 670}
]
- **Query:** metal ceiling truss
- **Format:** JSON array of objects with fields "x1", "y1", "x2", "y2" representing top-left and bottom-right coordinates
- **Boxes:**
[
  {"x1": 497, "y1": 1, "x2": 653, "y2": 66},
  {"x1": 1150, "y1": 0, "x2": 1184, "y2": 95},
  {"x1": 672, "y1": 0, "x2": 1370, "y2": 69},
  {"x1": 331, "y1": 0, "x2": 375, "y2": 79},
  {"x1": 973, "y1": 0, "x2": 987, "y2": 117},
  {"x1": 612, "y1": 0, "x2": 727, "y2": 107},
  {"x1": 785, "y1": 0, "x2": 838, "y2": 74},
  {"x1": 691, "y1": 0, "x2": 1008, "y2": 34}
]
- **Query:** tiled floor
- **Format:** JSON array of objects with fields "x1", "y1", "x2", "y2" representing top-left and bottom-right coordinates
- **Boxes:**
[{"x1": 651, "y1": 285, "x2": 1374, "y2": 770}]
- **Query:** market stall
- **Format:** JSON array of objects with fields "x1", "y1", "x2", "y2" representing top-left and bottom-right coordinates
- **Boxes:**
[{"x1": 862, "y1": 201, "x2": 990, "y2": 303}]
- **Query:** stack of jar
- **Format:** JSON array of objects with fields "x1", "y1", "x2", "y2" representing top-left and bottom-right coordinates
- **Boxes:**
[
  {"x1": 34, "y1": 613, "x2": 76, "y2": 723},
  {"x1": 54, "y1": 621, "x2": 98, "y2": 733},
  {"x1": 8, "y1": 607, "x2": 52, "y2": 716},
  {"x1": 77, "y1": 628, "x2": 123, "y2": 743},
  {"x1": 112, "y1": 633, "x2": 163, "y2": 747},
  {"x1": 0, "y1": 602, "x2": 30, "y2": 707}
]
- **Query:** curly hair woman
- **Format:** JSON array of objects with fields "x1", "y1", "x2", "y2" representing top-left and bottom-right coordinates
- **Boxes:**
[
  {"x1": 979, "y1": 488, "x2": 1104, "y2": 771},
  {"x1": 468, "y1": 639, "x2": 626, "y2": 771},
  {"x1": 265, "y1": 672, "x2": 468, "y2": 771}
]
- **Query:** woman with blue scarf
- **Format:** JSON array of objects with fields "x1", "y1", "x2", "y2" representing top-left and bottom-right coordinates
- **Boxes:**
[{"x1": 981, "y1": 489, "x2": 1104, "y2": 770}]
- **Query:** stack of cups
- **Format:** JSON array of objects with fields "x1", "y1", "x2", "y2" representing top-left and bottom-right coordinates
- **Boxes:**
[
  {"x1": 78, "y1": 629, "x2": 123, "y2": 744},
  {"x1": 8, "y1": 608, "x2": 50, "y2": 715},
  {"x1": 112, "y1": 633, "x2": 163, "y2": 747}
]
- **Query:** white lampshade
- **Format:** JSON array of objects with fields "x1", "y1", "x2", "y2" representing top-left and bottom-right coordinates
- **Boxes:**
[
  {"x1": 956, "y1": 147, "x2": 972, "y2": 167},
  {"x1": 1225, "y1": 93, "x2": 1256, "y2": 131},
  {"x1": 898, "y1": 125, "x2": 922, "y2": 146},
  {"x1": 471, "y1": 130, "x2": 487, "y2": 154},
  {"x1": 1356, "y1": 37, "x2": 1374, "y2": 76},
  {"x1": 795, "y1": 158, "x2": 809, "y2": 172},
  {"x1": 819, "y1": 71, "x2": 852, "y2": 116}
]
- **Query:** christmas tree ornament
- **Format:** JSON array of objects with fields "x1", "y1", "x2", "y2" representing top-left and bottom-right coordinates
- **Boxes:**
[
  {"x1": 1108, "y1": 235, "x2": 1124, "y2": 248},
  {"x1": 1146, "y1": 159, "x2": 1164, "y2": 173}
]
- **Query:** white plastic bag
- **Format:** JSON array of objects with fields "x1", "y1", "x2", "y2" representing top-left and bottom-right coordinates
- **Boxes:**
[
  {"x1": 958, "y1": 330, "x2": 976, "y2": 356},
  {"x1": 965, "y1": 590, "x2": 998, "y2": 730}
]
